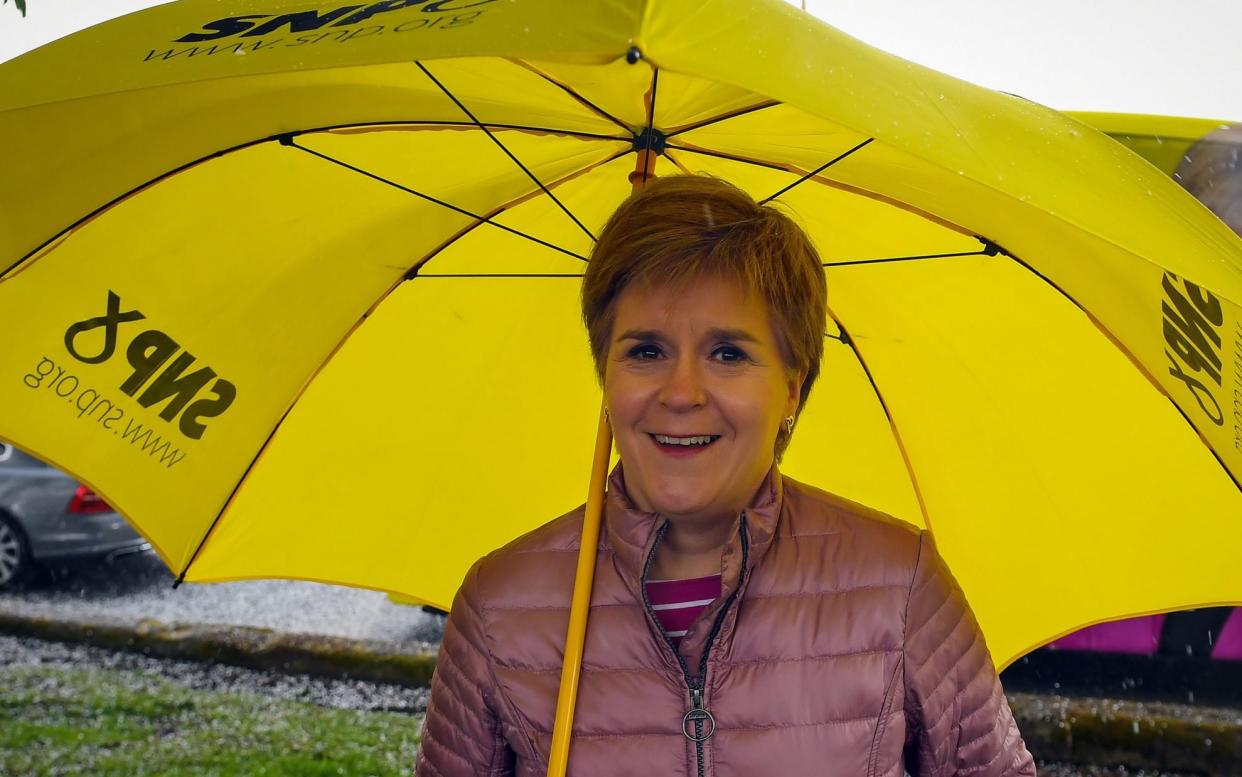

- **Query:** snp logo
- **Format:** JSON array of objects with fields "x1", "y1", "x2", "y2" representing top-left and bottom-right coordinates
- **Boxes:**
[
  {"x1": 174, "y1": 0, "x2": 492, "y2": 41},
  {"x1": 1162, "y1": 272, "x2": 1225, "y2": 425},
  {"x1": 64, "y1": 291, "x2": 237, "y2": 441}
]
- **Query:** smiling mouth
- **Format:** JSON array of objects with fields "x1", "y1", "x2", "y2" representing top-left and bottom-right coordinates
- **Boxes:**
[{"x1": 650, "y1": 433, "x2": 721, "y2": 448}]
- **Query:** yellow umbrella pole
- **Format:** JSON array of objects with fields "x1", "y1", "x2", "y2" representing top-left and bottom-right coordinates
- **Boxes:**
[
  {"x1": 546, "y1": 145, "x2": 657, "y2": 777},
  {"x1": 546, "y1": 404, "x2": 611, "y2": 777}
]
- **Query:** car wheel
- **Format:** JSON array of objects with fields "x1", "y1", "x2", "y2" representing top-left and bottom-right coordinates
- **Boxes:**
[{"x1": 0, "y1": 513, "x2": 35, "y2": 590}]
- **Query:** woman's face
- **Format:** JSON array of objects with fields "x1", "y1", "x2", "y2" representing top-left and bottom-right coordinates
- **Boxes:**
[{"x1": 604, "y1": 273, "x2": 803, "y2": 523}]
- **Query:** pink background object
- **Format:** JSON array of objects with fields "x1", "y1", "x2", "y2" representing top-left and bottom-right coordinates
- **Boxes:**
[
  {"x1": 1049, "y1": 615, "x2": 1165, "y2": 655},
  {"x1": 1212, "y1": 610, "x2": 1242, "y2": 660},
  {"x1": 1047, "y1": 610, "x2": 1242, "y2": 660}
]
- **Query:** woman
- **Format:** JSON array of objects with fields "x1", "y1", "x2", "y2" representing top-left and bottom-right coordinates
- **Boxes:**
[{"x1": 415, "y1": 175, "x2": 1035, "y2": 777}]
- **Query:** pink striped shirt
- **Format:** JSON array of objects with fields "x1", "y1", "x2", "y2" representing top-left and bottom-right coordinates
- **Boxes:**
[{"x1": 644, "y1": 574, "x2": 722, "y2": 648}]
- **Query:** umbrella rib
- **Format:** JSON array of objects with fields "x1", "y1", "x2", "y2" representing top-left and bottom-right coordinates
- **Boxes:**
[
  {"x1": 173, "y1": 151, "x2": 610, "y2": 584},
  {"x1": 416, "y1": 61, "x2": 597, "y2": 243},
  {"x1": 823, "y1": 247, "x2": 992, "y2": 268},
  {"x1": 997, "y1": 246, "x2": 1242, "y2": 493},
  {"x1": 173, "y1": 417, "x2": 289, "y2": 589},
  {"x1": 415, "y1": 273, "x2": 584, "y2": 278},
  {"x1": 663, "y1": 100, "x2": 781, "y2": 139},
  {"x1": 825, "y1": 316, "x2": 936, "y2": 532},
  {"x1": 509, "y1": 58, "x2": 635, "y2": 133},
  {"x1": 320, "y1": 119, "x2": 630, "y2": 142},
  {"x1": 0, "y1": 120, "x2": 616, "y2": 282},
  {"x1": 758, "y1": 138, "x2": 875, "y2": 204},
  {"x1": 662, "y1": 149, "x2": 695, "y2": 175},
  {"x1": 664, "y1": 142, "x2": 790, "y2": 172},
  {"x1": 284, "y1": 138, "x2": 588, "y2": 262},
  {"x1": 664, "y1": 141, "x2": 976, "y2": 239},
  {"x1": 166, "y1": 140, "x2": 616, "y2": 584},
  {"x1": 407, "y1": 146, "x2": 629, "y2": 278}
]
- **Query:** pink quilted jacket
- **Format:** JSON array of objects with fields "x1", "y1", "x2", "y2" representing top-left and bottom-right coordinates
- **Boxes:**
[{"x1": 415, "y1": 464, "x2": 1035, "y2": 776}]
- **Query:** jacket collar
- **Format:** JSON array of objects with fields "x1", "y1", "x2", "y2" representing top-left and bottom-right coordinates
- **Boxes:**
[{"x1": 603, "y1": 456, "x2": 784, "y2": 620}]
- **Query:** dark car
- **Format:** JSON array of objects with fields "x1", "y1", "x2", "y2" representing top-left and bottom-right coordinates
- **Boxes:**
[{"x1": 0, "y1": 441, "x2": 151, "y2": 589}]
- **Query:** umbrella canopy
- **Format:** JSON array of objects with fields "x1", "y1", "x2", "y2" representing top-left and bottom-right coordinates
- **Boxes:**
[
  {"x1": 0, "y1": 0, "x2": 1239, "y2": 669},
  {"x1": 1077, "y1": 112, "x2": 1242, "y2": 234}
]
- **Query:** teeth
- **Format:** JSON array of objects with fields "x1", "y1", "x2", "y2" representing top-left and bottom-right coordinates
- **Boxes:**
[{"x1": 654, "y1": 434, "x2": 719, "y2": 446}]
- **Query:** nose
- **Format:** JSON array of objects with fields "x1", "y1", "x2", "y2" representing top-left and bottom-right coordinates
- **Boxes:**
[{"x1": 657, "y1": 355, "x2": 707, "y2": 411}]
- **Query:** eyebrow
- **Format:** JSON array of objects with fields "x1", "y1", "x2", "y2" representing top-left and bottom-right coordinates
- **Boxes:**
[{"x1": 614, "y1": 327, "x2": 761, "y2": 344}]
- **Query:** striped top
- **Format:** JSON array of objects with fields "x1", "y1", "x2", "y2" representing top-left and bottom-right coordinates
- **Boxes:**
[{"x1": 644, "y1": 574, "x2": 722, "y2": 648}]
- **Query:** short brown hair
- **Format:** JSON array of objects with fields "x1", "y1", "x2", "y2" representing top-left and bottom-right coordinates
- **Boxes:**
[{"x1": 581, "y1": 174, "x2": 827, "y2": 459}]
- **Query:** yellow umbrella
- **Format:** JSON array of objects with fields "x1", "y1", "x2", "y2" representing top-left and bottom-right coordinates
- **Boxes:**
[
  {"x1": 1075, "y1": 112, "x2": 1235, "y2": 176},
  {"x1": 1076, "y1": 112, "x2": 1242, "y2": 234},
  {"x1": 2, "y1": 1, "x2": 1241, "y2": 770}
]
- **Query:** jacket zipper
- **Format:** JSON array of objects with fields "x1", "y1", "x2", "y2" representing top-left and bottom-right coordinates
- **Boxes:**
[{"x1": 641, "y1": 513, "x2": 751, "y2": 777}]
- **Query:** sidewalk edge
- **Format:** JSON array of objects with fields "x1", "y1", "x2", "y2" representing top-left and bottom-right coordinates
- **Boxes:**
[{"x1": 0, "y1": 610, "x2": 436, "y2": 689}]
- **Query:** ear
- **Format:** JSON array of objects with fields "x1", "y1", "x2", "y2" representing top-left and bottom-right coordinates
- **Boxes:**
[{"x1": 785, "y1": 368, "x2": 807, "y2": 418}]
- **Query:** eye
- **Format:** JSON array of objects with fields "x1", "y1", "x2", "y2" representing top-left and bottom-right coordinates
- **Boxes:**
[
  {"x1": 627, "y1": 343, "x2": 663, "y2": 360},
  {"x1": 711, "y1": 344, "x2": 750, "y2": 363}
]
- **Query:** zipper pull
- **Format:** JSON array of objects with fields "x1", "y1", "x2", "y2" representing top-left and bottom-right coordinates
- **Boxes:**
[{"x1": 682, "y1": 687, "x2": 715, "y2": 742}]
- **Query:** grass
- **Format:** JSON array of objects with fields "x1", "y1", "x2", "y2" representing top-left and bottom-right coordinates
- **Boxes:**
[{"x1": 0, "y1": 663, "x2": 421, "y2": 776}]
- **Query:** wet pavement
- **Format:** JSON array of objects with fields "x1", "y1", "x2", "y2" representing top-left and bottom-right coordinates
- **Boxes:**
[
  {"x1": 1, "y1": 633, "x2": 429, "y2": 715},
  {"x1": 1013, "y1": 690, "x2": 1242, "y2": 729},
  {"x1": 0, "y1": 550, "x2": 445, "y2": 646}
]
